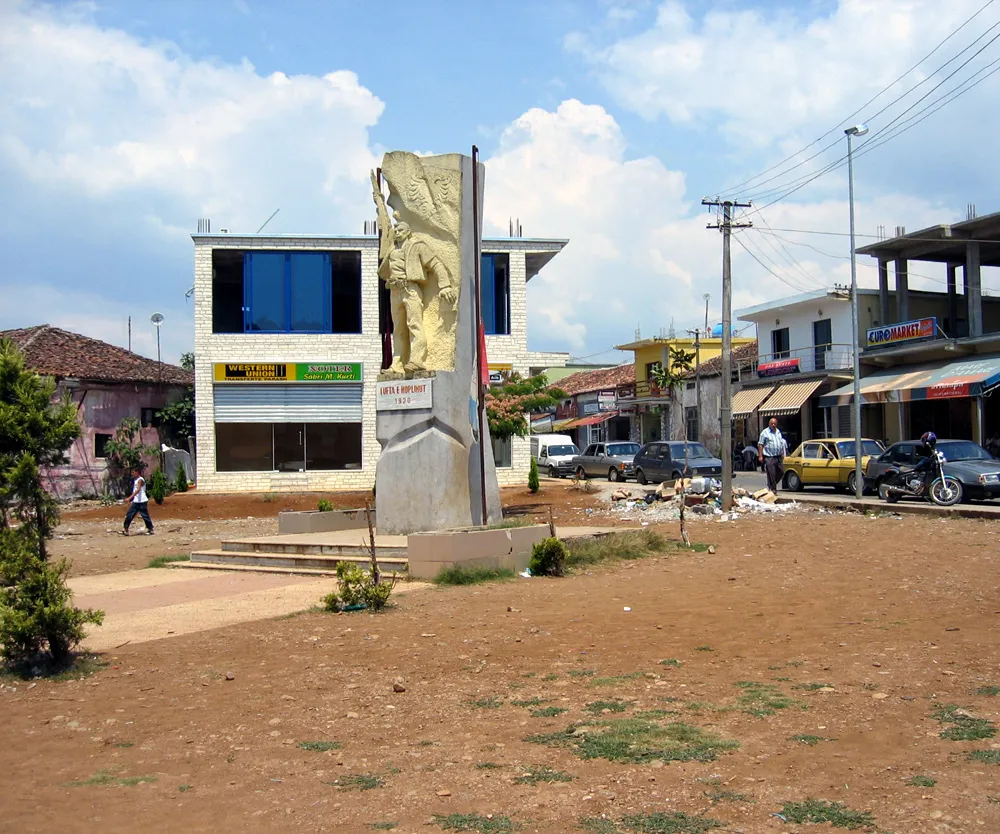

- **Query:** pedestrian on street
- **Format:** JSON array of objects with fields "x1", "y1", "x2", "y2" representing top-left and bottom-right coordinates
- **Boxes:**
[
  {"x1": 757, "y1": 417, "x2": 786, "y2": 493},
  {"x1": 122, "y1": 467, "x2": 154, "y2": 536}
]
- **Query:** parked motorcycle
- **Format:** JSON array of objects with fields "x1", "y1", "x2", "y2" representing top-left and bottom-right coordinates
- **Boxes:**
[{"x1": 877, "y1": 450, "x2": 963, "y2": 507}]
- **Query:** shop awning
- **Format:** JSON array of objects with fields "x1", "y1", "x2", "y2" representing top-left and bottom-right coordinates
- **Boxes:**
[
  {"x1": 731, "y1": 385, "x2": 776, "y2": 418},
  {"x1": 561, "y1": 411, "x2": 619, "y2": 429},
  {"x1": 758, "y1": 378, "x2": 824, "y2": 417},
  {"x1": 818, "y1": 353, "x2": 1000, "y2": 407}
]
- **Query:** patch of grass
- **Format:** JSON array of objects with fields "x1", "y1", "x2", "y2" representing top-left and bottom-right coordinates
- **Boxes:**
[
  {"x1": 735, "y1": 681, "x2": 800, "y2": 717},
  {"x1": 328, "y1": 773, "x2": 383, "y2": 791},
  {"x1": 704, "y1": 788, "x2": 751, "y2": 804},
  {"x1": 298, "y1": 740, "x2": 341, "y2": 752},
  {"x1": 778, "y1": 799, "x2": 875, "y2": 829},
  {"x1": 4, "y1": 652, "x2": 109, "y2": 683},
  {"x1": 792, "y1": 682, "x2": 831, "y2": 691},
  {"x1": 511, "y1": 698, "x2": 547, "y2": 707},
  {"x1": 932, "y1": 704, "x2": 997, "y2": 741},
  {"x1": 564, "y1": 530, "x2": 704, "y2": 571},
  {"x1": 178, "y1": 784, "x2": 193, "y2": 792},
  {"x1": 585, "y1": 699, "x2": 632, "y2": 715},
  {"x1": 590, "y1": 672, "x2": 643, "y2": 687},
  {"x1": 619, "y1": 811, "x2": 724, "y2": 832},
  {"x1": 146, "y1": 554, "x2": 190, "y2": 569},
  {"x1": 530, "y1": 706, "x2": 567, "y2": 718},
  {"x1": 785, "y1": 660, "x2": 804, "y2": 667},
  {"x1": 788, "y1": 734, "x2": 835, "y2": 746},
  {"x1": 469, "y1": 697, "x2": 503, "y2": 710},
  {"x1": 419, "y1": 740, "x2": 436, "y2": 747},
  {"x1": 968, "y1": 750, "x2": 1000, "y2": 764},
  {"x1": 695, "y1": 645, "x2": 713, "y2": 652},
  {"x1": 434, "y1": 565, "x2": 516, "y2": 586},
  {"x1": 659, "y1": 658, "x2": 682, "y2": 667},
  {"x1": 514, "y1": 766, "x2": 574, "y2": 785},
  {"x1": 975, "y1": 685, "x2": 1000, "y2": 696},
  {"x1": 522, "y1": 672, "x2": 536, "y2": 678},
  {"x1": 773, "y1": 676, "x2": 792, "y2": 682},
  {"x1": 568, "y1": 669, "x2": 597, "y2": 678},
  {"x1": 433, "y1": 813, "x2": 514, "y2": 833},
  {"x1": 259, "y1": 492, "x2": 278, "y2": 503},
  {"x1": 68, "y1": 769, "x2": 156, "y2": 787},
  {"x1": 542, "y1": 673, "x2": 558, "y2": 681},
  {"x1": 114, "y1": 742, "x2": 134, "y2": 749},
  {"x1": 579, "y1": 819, "x2": 619, "y2": 834},
  {"x1": 634, "y1": 710, "x2": 670, "y2": 719},
  {"x1": 370, "y1": 824, "x2": 398, "y2": 831},
  {"x1": 475, "y1": 762, "x2": 502, "y2": 770},
  {"x1": 526, "y1": 718, "x2": 738, "y2": 764},
  {"x1": 487, "y1": 518, "x2": 535, "y2": 529},
  {"x1": 906, "y1": 775, "x2": 937, "y2": 787}
]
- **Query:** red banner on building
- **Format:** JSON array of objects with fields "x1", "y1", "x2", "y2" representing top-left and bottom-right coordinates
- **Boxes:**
[{"x1": 757, "y1": 358, "x2": 801, "y2": 377}]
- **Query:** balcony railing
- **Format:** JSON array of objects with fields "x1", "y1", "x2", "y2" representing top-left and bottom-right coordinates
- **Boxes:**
[{"x1": 756, "y1": 344, "x2": 854, "y2": 376}]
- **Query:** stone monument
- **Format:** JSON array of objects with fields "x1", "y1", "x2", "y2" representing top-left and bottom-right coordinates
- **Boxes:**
[{"x1": 372, "y1": 151, "x2": 502, "y2": 534}]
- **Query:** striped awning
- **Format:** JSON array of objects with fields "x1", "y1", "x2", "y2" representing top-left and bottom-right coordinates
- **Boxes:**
[
  {"x1": 561, "y1": 411, "x2": 619, "y2": 429},
  {"x1": 731, "y1": 385, "x2": 776, "y2": 418},
  {"x1": 758, "y1": 378, "x2": 824, "y2": 417}
]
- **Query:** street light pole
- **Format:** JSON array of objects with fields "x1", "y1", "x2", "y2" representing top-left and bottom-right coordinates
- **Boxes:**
[{"x1": 846, "y1": 124, "x2": 868, "y2": 499}]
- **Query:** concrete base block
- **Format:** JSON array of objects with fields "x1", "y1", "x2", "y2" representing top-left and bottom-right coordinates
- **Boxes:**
[
  {"x1": 277, "y1": 508, "x2": 374, "y2": 535},
  {"x1": 406, "y1": 524, "x2": 548, "y2": 581}
]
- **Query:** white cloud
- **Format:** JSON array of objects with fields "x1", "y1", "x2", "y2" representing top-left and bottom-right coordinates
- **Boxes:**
[
  {"x1": 569, "y1": 0, "x2": 992, "y2": 139},
  {"x1": 0, "y1": 0, "x2": 384, "y2": 237}
]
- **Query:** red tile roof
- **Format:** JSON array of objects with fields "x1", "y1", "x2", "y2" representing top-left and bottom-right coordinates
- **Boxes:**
[
  {"x1": 690, "y1": 341, "x2": 758, "y2": 377},
  {"x1": 553, "y1": 363, "x2": 635, "y2": 397},
  {"x1": 0, "y1": 325, "x2": 193, "y2": 386}
]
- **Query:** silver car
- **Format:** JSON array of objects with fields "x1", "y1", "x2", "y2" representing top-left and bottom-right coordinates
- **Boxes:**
[{"x1": 571, "y1": 441, "x2": 641, "y2": 482}]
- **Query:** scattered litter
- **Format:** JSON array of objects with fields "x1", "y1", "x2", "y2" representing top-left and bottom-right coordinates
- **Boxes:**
[
  {"x1": 623, "y1": 607, "x2": 631, "y2": 612},
  {"x1": 518, "y1": 569, "x2": 531, "y2": 578}
]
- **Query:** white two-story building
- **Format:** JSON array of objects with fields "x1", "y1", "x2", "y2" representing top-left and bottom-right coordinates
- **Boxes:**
[{"x1": 192, "y1": 232, "x2": 568, "y2": 492}]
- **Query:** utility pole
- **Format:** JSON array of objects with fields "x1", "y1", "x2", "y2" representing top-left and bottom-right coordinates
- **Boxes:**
[
  {"x1": 686, "y1": 328, "x2": 702, "y2": 445},
  {"x1": 702, "y1": 199, "x2": 752, "y2": 512},
  {"x1": 703, "y1": 294, "x2": 710, "y2": 332}
]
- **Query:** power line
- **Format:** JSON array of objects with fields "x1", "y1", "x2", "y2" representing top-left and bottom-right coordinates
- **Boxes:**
[{"x1": 716, "y1": 0, "x2": 998, "y2": 198}]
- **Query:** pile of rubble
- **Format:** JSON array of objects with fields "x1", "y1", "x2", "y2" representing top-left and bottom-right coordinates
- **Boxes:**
[{"x1": 610, "y1": 478, "x2": 795, "y2": 522}]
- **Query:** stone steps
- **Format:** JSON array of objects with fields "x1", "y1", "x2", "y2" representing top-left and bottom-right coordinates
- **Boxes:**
[{"x1": 188, "y1": 548, "x2": 408, "y2": 576}]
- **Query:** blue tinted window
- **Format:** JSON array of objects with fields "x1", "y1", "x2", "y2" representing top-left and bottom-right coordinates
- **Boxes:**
[
  {"x1": 248, "y1": 253, "x2": 286, "y2": 332},
  {"x1": 481, "y1": 254, "x2": 497, "y2": 335},
  {"x1": 290, "y1": 253, "x2": 330, "y2": 331}
]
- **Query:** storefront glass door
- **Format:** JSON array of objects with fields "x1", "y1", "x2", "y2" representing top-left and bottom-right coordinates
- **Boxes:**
[{"x1": 273, "y1": 423, "x2": 305, "y2": 472}]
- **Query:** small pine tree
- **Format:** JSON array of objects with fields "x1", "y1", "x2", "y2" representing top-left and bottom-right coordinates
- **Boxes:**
[
  {"x1": 529, "y1": 537, "x2": 567, "y2": 577},
  {"x1": 175, "y1": 466, "x2": 189, "y2": 493},
  {"x1": 528, "y1": 456, "x2": 540, "y2": 493},
  {"x1": 148, "y1": 469, "x2": 167, "y2": 505}
]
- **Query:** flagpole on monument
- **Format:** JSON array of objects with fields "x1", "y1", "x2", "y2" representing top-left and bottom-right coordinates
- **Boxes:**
[{"x1": 472, "y1": 145, "x2": 489, "y2": 526}]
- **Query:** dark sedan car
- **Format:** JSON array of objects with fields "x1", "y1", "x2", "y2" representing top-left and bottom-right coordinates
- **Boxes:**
[
  {"x1": 632, "y1": 441, "x2": 724, "y2": 485},
  {"x1": 865, "y1": 439, "x2": 1000, "y2": 502}
]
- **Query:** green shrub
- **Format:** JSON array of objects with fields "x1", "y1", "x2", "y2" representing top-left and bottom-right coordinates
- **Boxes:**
[
  {"x1": 323, "y1": 560, "x2": 395, "y2": 612},
  {"x1": 148, "y1": 469, "x2": 168, "y2": 505},
  {"x1": 175, "y1": 467, "x2": 189, "y2": 493},
  {"x1": 0, "y1": 528, "x2": 104, "y2": 674},
  {"x1": 529, "y1": 537, "x2": 567, "y2": 577},
  {"x1": 317, "y1": 499, "x2": 333, "y2": 512},
  {"x1": 528, "y1": 457, "x2": 539, "y2": 493}
]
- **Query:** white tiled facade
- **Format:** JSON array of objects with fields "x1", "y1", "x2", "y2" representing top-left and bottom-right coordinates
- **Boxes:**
[{"x1": 193, "y1": 234, "x2": 567, "y2": 492}]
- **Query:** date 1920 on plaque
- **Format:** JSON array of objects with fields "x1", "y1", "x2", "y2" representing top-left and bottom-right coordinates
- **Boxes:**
[{"x1": 376, "y1": 380, "x2": 433, "y2": 411}]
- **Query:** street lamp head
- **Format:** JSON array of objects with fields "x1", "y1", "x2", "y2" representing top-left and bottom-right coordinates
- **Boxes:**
[{"x1": 845, "y1": 124, "x2": 869, "y2": 137}]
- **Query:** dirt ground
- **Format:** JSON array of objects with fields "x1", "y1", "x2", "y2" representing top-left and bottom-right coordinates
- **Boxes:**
[
  {"x1": 54, "y1": 481, "x2": 626, "y2": 576},
  {"x1": 3, "y1": 500, "x2": 1000, "y2": 833}
]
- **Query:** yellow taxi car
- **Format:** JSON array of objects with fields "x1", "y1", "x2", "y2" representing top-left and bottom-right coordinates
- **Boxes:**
[{"x1": 782, "y1": 437, "x2": 886, "y2": 494}]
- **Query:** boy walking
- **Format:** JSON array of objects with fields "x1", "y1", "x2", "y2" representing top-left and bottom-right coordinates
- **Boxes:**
[{"x1": 122, "y1": 467, "x2": 154, "y2": 536}]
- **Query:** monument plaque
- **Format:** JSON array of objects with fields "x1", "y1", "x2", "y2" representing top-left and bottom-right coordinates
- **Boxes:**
[{"x1": 376, "y1": 379, "x2": 433, "y2": 411}]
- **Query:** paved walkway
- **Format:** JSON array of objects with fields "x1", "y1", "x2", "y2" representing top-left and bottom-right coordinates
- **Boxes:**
[
  {"x1": 70, "y1": 569, "x2": 428, "y2": 651},
  {"x1": 777, "y1": 491, "x2": 1000, "y2": 519}
]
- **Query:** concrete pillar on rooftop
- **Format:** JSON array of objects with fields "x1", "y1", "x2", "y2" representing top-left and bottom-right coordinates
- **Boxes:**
[
  {"x1": 895, "y1": 258, "x2": 910, "y2": 322},
  {"x1": 966, "y1": 241, "x2": 983, "y2": 338},
  {"x1": 878, "y1": 259, "x2": 890, "y2": 325},
  {"x1": 946, "y1": 263, "x2": 958, "y2": 337}
]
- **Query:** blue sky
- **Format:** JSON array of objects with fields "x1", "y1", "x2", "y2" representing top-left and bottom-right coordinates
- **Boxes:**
[{"x1": 2, "y1": 0, "x2": 998, "y2": 364}]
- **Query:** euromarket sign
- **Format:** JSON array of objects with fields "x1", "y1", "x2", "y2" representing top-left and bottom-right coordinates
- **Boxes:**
[
  {"x1": 213, "y1": 362, "x2": 363, "y2": 383},
  {"x1": 866, "y1": 318, "x2": 935, "y2": 349}
]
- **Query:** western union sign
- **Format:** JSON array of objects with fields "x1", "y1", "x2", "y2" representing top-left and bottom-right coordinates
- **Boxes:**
[{"x1": 214, "y1": 362, "x2": 363, "y2": 383}]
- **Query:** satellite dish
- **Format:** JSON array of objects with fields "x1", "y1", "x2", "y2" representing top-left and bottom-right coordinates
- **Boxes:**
[{"x1": 150, "y1": 312, "x2": 164, "y2": 327}]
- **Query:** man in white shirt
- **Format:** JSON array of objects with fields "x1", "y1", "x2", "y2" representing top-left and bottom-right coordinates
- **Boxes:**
[
  {"x1": 757, "y1": 418, "x2": 786, "y2": 493},
  {"x1": 122, "y1": 467, "x2": 154, "y2": 536}
]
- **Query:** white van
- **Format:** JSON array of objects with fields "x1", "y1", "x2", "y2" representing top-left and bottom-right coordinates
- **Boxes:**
[{"x1": 530, "y1": 434, "x2": 580, "y2": 478}]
